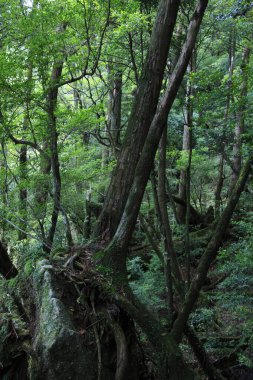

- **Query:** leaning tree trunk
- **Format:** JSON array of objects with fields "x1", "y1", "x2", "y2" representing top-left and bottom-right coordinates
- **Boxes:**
[
  {"x1": 171, "y1": 155, "x2": 253, "y2": 343},
  {"x1": 96, "y1": 0, "x2": 180, "y2": 238},
  {"x1": 102, "y1": 2, "x2": 209, "y2": 377},
  {"x1": 106, "y1": 0, "x2": 209, "y2": 258}
]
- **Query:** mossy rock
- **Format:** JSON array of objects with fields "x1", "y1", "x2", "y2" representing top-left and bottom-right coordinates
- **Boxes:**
[{"x1": 30, "y1": 259, "x2": 99, "y2": 380}]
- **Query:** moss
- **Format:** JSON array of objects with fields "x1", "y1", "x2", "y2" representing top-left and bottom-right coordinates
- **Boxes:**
[{"x1": 30, "y1": 259, "x2": 97, "y2": 380}]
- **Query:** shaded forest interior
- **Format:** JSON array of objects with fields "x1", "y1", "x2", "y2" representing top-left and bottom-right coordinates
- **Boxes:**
[{"x1": 1, "y1": 0, "x2": 253, "y2": 379}]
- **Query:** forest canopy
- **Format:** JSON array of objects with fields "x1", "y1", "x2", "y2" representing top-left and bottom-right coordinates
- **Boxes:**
[{"x1": 0, "y1": 0, "x2": 253, "y2": 379}]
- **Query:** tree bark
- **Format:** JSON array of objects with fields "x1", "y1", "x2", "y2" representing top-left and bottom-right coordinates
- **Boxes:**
[
  {"x1": 158, "y1": 128, "x2": 183, "y2": 289},
  {"x1": 107, "y1": 67, "x2": 122, "y2": 148},
  {"x1": 96, "y1": 0, "x2": 181, "y2": 238},
  {"x1": 107, "y1": 0, "x2": 209, "y2": 256},
  {"x1": 18, "y1": 63, "x2": 33, "y2": 241},
  {"x1": 214, "y1": 153, "x2": 224, "y2": 218},
  {"x1": 43, "y1": 58, "x2": 64, "y2": 252},
  {"x1": 177, "y1": 59, "x2": 194, "y2": 224},
  {"x1": 231, "y1": 47, "x2": 250, "y2": 187},
  {"x1": 102, "y1": 66, "x2": 123, "y2": 166},
  {"x1": 158, "y1": 128, "x2": 176, "y2": 324},
  {"x1": 0, "y1": 139, "x2": 9, "y2": 239},
  {"x1": 34, "y1": 142, "x2": 51, "y2": 230},
  {"x1": 18, "y1": 143, "x2": 28, "y2": 241},
  {"x1": 116, "y1": 289, "x2": 194, "y2": 380}
]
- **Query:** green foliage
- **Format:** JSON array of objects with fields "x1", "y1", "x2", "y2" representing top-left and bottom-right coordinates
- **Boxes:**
[
  {"x1": 192, "y1": 213, "x2": 253, "y2": 360},
  {"x1": 0, "y1": 1, "x2": 253, "y2": 376},
  {"x1": 216, "y1": 218, "x2": 253, "y2": 313},
  {"x1": 0, "y1": 279, "x2": 27, "y2": 362},
  {"x1": 13, "y1": 240, "x2": 45, "y2": 276},
  {"x1": 128, "y1": 255, "x2": 166, "y2": 310},
  {"x1": 190, "y1": 307, "x2": 216, "y2": 330}
]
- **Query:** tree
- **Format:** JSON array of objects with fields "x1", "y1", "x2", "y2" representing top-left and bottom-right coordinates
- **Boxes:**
[
  {"x1": 96, "y1": 0, "x2": 181, "y2": 237},
  {"x1": 1, "y1": 0, "x2": 253, "y2": 379}
]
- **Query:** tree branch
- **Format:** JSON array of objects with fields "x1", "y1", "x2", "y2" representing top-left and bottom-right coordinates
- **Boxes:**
[
  {"x1": 8, "y1": 133, "x2": 49, "y2": 159},
  {"x1": 171, "y1": 155, "x2": 253, "y2": 343}
]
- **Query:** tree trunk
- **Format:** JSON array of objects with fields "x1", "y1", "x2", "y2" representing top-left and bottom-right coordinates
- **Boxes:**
[
  {"x1": 96, "y1": 0, "x2": 181, "y2": 238},
  {"x1": 18, "y1": 63, "x2": 33, "y2": 241},
  {"x1": 107, "y1": 66, "x2": 122, "y2": 148},
  {"x1": 18, "y1": 133, "x2": 28, "y2": 241},
  {"x1": 102, "y1": 66, "x2": 123, "y2": 166},
  {"x1": 101, "y1": 4, "x2": 209, "y2": 377},
  {"x1": 177, "y1": 59, "x2": 194, "y2": 224},
  {"x1": 214, "y1": 153, "x2": 224, "y2": 218},
  {"x1": 177, "y1": 122, "x2": 191, "y2": 224},
  {"x1": 171, "y1": 155, "x2": 253, "y2": 343},
  {"x1": 231, "y1": 47, "x2": 250, "y2": 187},
  {"x1": 0, "y1": 139, "x2": 8, "y2": 239},
  {"x1": 158, "y1": 128, "x2": 183, "y2": 289},
  {"x1": 34, "y1": 143, "x2": 51, "y2": 242},
  {"x1": 106, "y1": 0, "x2": 209, "y2": 255},
  {"x1": 43, "y1": 59, "x2": 64, "y2": 252},
  {"x1": 184, "y1": 325, "x2": 225, "y2": 380},
  {"x1": 158, "y1": 128, "x2": 175, "y2": 323}
]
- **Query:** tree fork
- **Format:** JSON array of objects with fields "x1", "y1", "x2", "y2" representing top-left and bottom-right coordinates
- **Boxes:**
[{"x1": 108, "y1": 0, "x2": 209, "y2": 253}]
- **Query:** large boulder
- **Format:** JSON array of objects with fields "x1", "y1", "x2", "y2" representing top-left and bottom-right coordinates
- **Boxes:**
[{"x1": 30, "y1": 259, "x2": 98, "y2": 380}]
